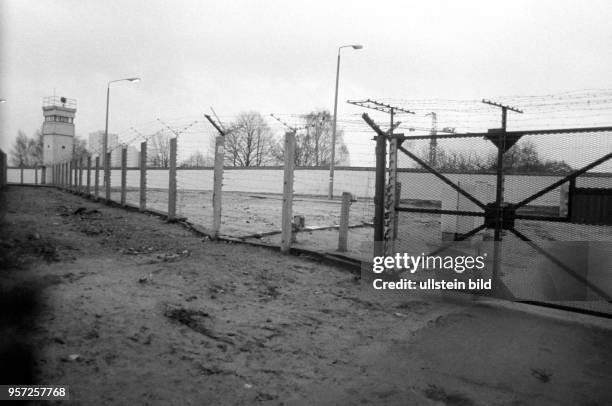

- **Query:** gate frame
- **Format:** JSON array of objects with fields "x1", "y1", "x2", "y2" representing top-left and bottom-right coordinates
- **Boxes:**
[{"x1": 363, "y1": 112, "x2": 612, "y2": 302}]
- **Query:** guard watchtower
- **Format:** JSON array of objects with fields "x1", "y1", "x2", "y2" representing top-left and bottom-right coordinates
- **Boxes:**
[{"x1": 42, "y1": 96, "x2": 76, "y2": 165}]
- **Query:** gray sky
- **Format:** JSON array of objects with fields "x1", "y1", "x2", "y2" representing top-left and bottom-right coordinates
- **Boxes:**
[{"x1": 1, "y1": 0, "x2": 612, "y2": 165}]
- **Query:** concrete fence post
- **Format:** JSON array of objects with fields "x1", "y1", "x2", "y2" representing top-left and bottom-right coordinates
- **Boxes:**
[
  {"x1": 69, "y1": 160, "x2": 74, "y2": 191},
  {"x1": 34, "y1": 166, "x2": 38, "y2": 185},
  {"x1": 105, "y1": 152, "x2": 112, "y2": 202},
  {"x1": 121, "y1": 146, "x2": 127, "y2": 206},
  {"x1": 168, "y1": 138, "x2": 177, "y2": 221},
  {"x1": 86, "y1": 156, "x2": 92, "y2": 196},
  {"x1": 139, "y1": 141, "x2": 147, "y2": 211},
  {"x1": 77, "y1": 158, "x2": 81, "y2": 193},
  {"x1": 78, "y1": 157, "x2": 84, "y2": 194},
  {"x1": 280, "y1": 131, "x2": 296, "y2": 253},
  {"x1": 20, "y1": 165, "x2": 24, "y2": 185},
  {"x1": 94, "y1": 157, "x2": 100, "y2": 200},
  {"x1": 393, "y1": 182, "x2": 401, "y2": 242},
  {"x1": 74, "y1": 160, "x2": 78, "y2": 191},
  {"x1": 41, "y1": 166, "x2": 46, "y2": 185},
  {"x1": 212, "y1": 135, "x2": 225, "y2": 238},
  {"x1": 338, "y1": 192, "x2": 353, "y2": 252},
  {"x1": 0, "y1": 151, "x2": 3, "y2": 188}
]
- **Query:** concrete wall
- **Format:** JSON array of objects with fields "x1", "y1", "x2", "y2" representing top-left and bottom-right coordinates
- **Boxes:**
[{"x1": 8, "y1": 166, "x2": 611, "y2": 208}]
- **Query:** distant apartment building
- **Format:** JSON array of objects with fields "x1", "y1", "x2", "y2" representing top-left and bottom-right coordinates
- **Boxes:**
[
  {"x1": 88, "y1": 131, "x2": 140, "y2": 167},
  {"x1": 89, "y1": 131, "x2": 118, "y2": 159}
]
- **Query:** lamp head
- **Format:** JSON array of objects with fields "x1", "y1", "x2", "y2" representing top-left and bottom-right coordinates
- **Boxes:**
[
  {"x1": 351, "y1": 45, "x2": 363, "y2": 50},
  {"x1": 127, "y1": 77, "x2": 141, "y2": 82}
]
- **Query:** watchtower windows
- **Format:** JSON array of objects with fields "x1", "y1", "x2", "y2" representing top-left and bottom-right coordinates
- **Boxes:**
[{"x1": 44, "y1": 115, "x2": 74, "y2": 123}]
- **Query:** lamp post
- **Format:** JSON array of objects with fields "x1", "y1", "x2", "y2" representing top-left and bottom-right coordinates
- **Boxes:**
[
  {"x1": 104, "y1": 77, "x2": 140, "y2": 200},
  {"x1": 329, "y1": 44, "x2": 362, "y2": 199}
]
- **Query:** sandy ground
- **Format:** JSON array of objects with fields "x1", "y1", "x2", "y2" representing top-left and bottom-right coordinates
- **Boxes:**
[
  {"x1": 110, "y1": 188, "x2": 612, "y2": 261},
  {"x1": 1, "y1": 185, "x2": 612, "y2": 405}
]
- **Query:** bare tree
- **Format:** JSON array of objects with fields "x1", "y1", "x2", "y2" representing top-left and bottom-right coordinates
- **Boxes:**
[
  {"x1": 31, "y1": 129, "x2": 44, "y2": 164},
  {"x1": 149, "y1": 131, "x2": 171, "y2": 168},
  {"x1": 11, "y1": 131, "x2": 31, "y2": 166},
  {"x1": 276, "y1": 110, "x2": 350, "y2": 167},
  {"x1": 11, "y1": 130, "x2": 90, "y2": 166},
  {"x1": 180, "y1": 151, "x2": 214, "y2": 167},
  {"x1": 11, "y1": 130, "x2": 43, "y2": 166},
  {"x1": 224, "y1": 112, "x2": 280, "y2": 166},
  {"x1": 419, "y1": 139, "x2": 572, "y2": 174},
  {"x1": 490, "y1": 139, "x2": 572, "y2": 174},
  {"x1": 72, "y1": 135, "x2": 89, "y2": 161}
]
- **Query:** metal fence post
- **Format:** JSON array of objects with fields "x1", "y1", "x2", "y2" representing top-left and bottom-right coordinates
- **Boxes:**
[
  {"x1": 121, "y1": 147, "x2": 127, "y2": 206},
  {"x1": 212, "y1": 135, "x2": 225, "y2": 238},
  {"x1": 139, "y1": 141, "x2": 147, "y2": 211},
  {"x1": 94, "y1": 157, "x2": 100, "y2": 200},
  {"x1": 338, "y1": 192, "x2": 353, "y2": 252},
  {"x1": 168, "y1": 137, "x2": 177, "y2": 221},
  {"x1": 281, "y1": 131, "x2": 296, "y2": 253}
]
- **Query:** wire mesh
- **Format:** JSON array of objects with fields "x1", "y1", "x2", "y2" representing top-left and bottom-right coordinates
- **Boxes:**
[
  {"x1": 175, "y1": 121, "x2": 217, "y2": 229},
  {"x1": 387, "y1": 92, "x2": 612, "y2": 314}
]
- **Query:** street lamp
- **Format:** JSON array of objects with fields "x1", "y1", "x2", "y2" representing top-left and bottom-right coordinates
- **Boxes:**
[
  {"x1": 0, "y1": 99, "x2": 6, "y2": 103},
  {"x1": 329, "y1": 44, "x2": 362, "y2": 199},
  {"x1": 104, "y1": 77, "x2": 140, "y2": 200}
]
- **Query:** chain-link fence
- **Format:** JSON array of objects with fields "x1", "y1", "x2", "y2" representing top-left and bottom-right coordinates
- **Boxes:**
[{"x1": 378, "y1": 93, "x2": 612, "y2": 315}]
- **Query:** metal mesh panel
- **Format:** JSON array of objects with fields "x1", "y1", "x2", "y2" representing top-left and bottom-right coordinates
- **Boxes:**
[{"x1": 392, "y1": 125, "x2": 611, "y2": 314}]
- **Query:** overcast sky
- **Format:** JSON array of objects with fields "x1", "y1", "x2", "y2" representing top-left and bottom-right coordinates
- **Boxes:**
[{"x1": 1, "y1": 0, "x2": 611, "y2": 162}]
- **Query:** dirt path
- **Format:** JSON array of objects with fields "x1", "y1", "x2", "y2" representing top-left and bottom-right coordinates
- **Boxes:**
[{"x1": 1, "y1": 186, "x2": 611, "y2": 405}]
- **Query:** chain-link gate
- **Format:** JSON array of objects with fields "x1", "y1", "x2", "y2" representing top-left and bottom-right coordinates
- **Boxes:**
[{"x1": 364, "y1": 104, "x2": 612, "y2": 316}]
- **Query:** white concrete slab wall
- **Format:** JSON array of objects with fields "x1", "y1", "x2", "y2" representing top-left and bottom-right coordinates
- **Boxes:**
[{"x1": 8, "y1": 167, "x2": 611, "y2": 207}]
